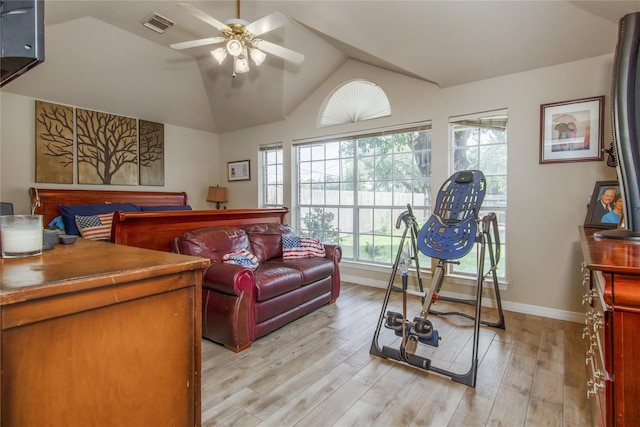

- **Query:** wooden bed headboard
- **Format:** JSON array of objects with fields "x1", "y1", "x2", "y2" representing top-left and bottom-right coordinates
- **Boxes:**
[
  {"x1": 112, "y1": 208, "x2": 289, "y2": 252},
  {"x1": 29, "y1": 188, "x2": 289, "y2": 252},
  {"x1": 30, "y1": 188, "x2": 189, "y2": 225}
]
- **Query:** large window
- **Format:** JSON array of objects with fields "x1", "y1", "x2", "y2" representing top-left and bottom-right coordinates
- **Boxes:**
[
  {"x1": 449, "y1": 110, "x2": 507, "y2": 280},
  {"x1": 261, "y1": 144, "x2": 283, "y2": 207},
  {"x1": 296, "y1": 125, "x2": 431, "y2": 265}
]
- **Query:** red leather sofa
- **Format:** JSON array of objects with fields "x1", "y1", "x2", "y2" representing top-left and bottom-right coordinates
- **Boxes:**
[{"x1": 172, "y1": 223, "x2": 342, "y2": 352}]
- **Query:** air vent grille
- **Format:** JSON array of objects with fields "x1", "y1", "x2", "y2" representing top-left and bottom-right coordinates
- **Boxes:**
[{"x1": 141, "y1": 13, "x2": 174, "y2": 33}]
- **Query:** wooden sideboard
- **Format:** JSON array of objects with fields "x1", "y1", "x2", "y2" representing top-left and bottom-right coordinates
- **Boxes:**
[
  {"x1": 579, "y1": 226, "x2": 640, "y2": 426},
  {"x1": 0, "y1": 238, "x2": 209, "y2": 426}
]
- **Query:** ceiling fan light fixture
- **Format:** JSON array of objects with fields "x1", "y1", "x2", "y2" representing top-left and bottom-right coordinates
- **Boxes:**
[
  {"x1": 234, "y1": 54, "x2": 250, "y2": 74},
  {"x1": 226, "y1": 39, "x2": 243, "y2": 57},
  {"x1": 172, "y1": 1, "x2": 304, "y2": 77},
  {"x1": 211, "y1": 47, "x2": 228, "y2": 64},
  {"x1": 250, "y1": 48, "x2": 266, "y2": 66}
]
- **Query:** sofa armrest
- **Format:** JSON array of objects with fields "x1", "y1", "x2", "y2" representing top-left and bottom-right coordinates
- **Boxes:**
[
  {"x1": 322, "y1": 244, "x2": 342, "y2": 303},
  {"x1": 324, "y1": 244, "x2": 342, "y2": 263},
  {"x1": 203, "y1": 262, "x2": 255, "y2": 296}
]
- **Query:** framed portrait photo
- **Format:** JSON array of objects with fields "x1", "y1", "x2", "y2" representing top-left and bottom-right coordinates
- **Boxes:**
[
  {"x1": 585, "y1": 180, "x2": 622, "y2": 229},
  {"x1": 228, "y1": 160, "x2": 250, "y2": 181},
  {"x1": 540, "y1": 96, "x2": 605, "y2": 164}
]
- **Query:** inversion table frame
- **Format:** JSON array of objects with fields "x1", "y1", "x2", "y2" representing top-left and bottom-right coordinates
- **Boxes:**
[{"x1": 370, "y1": 170, "x2": 505, "y2": 387}]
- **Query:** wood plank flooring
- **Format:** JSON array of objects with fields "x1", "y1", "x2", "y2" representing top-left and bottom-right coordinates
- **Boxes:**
[{"x1": 200, "y1": 282, "x2": 592, "y2": 426}]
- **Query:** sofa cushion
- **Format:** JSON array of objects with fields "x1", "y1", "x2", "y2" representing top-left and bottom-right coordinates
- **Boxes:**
[
  {"x1": 242, "y1": 223, "x2": 294, "y2": 262},
  {"x1": 177, "y1": 226, "x2": 249, "y2": 263},
  {"x1": 255, "y1": 290, "x2": 303, "y2": 323},
  {"x1": 253, "y1": 264, "x2": 301, "y2": 301},
  {"x1": 267, "y1": 257, "x2": 334, "y2": 286}
]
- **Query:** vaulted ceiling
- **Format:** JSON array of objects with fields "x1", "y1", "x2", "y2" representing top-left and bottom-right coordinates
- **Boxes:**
[{"x1": 4, "y1": 1, "x2": 640, "y2": 134}]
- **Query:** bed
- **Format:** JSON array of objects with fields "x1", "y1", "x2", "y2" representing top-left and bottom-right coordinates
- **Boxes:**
[{"x1": 30, "y1": 188, "x2": 289, "y2": 252}]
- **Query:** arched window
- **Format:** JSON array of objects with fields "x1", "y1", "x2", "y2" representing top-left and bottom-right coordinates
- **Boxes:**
[{"x1": 318, "y1": 80, "x2": 391, "y2": 127}]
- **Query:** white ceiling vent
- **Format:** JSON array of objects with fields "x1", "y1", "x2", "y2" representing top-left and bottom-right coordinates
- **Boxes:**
[{"x1": 141, "y1": 13, "x2": 174, "y2": 34}]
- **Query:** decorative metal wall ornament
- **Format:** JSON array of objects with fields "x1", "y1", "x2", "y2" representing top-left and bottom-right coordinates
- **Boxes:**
[
  {"x1": 76, "y1": 108, "x2": 138, "y2": 185},
  {"x1": 139, "y1": 120, "x2": 165, "y2": 186},
  {"x1": 35, "y1": 100, "x2": 164, "y2": 186},
  {"x1": 35, "y1": 101, "x2": 74, "y2": 183}
]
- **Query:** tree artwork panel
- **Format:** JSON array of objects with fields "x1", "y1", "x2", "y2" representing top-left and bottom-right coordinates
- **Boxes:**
[
  {"x1": 139, "y1": 120, "x2": 164, "y2": 186},
  {"x1": 35, "y1": 101, "x2": 74, "y2": 183},
  {"x1": 76, "y1": 109, "x2": 138, "y2": 185}
]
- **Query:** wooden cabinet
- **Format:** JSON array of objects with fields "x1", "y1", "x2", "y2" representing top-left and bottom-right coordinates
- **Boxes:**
[
  {"x1": 0, "y1": 239, "x2": 209, "y2": 426},
  {"x1": 580, "y1": 227, "x2": 640, "y2": 426}
]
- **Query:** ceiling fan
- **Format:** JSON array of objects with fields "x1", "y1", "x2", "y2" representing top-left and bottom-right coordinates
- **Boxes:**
[{"x1": 170, "y1": 1, "x2": 304, "y2": 77}]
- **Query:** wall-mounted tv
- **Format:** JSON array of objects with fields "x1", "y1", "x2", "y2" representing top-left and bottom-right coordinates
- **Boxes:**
[
  {"x1": 596, "y1": 12, "x2": 640, "y2": 240},
  {"x1": 0, "y1": 0, "x2": 44, "y2": 87}
]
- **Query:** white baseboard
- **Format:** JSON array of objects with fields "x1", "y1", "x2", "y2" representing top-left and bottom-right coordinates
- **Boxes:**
[{"x1": 341, "y1": 274, "x2": 584, "y2": 324}]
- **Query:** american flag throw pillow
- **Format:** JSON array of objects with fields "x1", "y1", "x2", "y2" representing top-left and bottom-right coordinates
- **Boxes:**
[
  {"x1": 222, "y1": 248, "x2": 259, "y2": 269},
  {"x1": 75, "y1": 213, "x2": 113, "y2": 241},
  {"x1": 282, "y1": 235, "x2": 326, "y2": 259}
]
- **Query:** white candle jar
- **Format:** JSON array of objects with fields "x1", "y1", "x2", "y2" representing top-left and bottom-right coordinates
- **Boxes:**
[{"x1": 1, "y1": 215, "x2": 43, "y2": 258}]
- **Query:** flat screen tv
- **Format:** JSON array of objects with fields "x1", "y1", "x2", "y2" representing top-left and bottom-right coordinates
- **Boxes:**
[
  {"x1": 596, "y1": 12, "x2": 640, "y2": 240},
  {"x1": 0, "y1": 0, "x2": 44, "y2": 87}
]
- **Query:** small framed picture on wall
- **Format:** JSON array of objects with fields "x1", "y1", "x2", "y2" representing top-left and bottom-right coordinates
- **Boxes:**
[
  {"x1": 540, "y1": 96, "x2": 605, "y2": 164},
  {"x1": 228, "y1": 160, "x2": 250, "y2": 181}
]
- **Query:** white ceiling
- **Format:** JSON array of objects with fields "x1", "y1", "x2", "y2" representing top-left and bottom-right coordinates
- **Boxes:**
[{"x1": 5, "y1": 1, "x2": 640, "y2": 133}]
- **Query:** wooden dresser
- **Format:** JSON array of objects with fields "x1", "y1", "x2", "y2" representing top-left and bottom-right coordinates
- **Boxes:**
[
  {"x1": 0, "y1": 238, "x2": 209, "y2": 426},
  {"x1": 579, "y1": 226, "x2": 640, "y2": 426}
]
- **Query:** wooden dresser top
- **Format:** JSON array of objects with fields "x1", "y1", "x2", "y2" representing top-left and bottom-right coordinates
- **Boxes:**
[
  {"x1": 0, "y1": 238, "x2": 209, "y2": 306},
  {"x1": 580, "y1": 226, "x2": 640, "y2": 276}
]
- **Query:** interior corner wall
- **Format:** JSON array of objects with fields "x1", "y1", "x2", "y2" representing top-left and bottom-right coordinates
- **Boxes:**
[
  {"x1": 218, "y1": 55, "x2": 616, "y2": 319},
  {"x1": 0, "y1": 91, "x2": 220, "y2": 215}
]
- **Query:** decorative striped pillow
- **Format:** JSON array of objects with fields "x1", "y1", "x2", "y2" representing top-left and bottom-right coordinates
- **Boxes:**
[
  {"x1": 282, "y1": 235, "x2": 326, "y2": 259},
  {"x1": 222, "y1": 248, "x2": 259, "y2": 269},
  {"x1": 75, "y1": 213, "x2": 113, "y2": 241}
]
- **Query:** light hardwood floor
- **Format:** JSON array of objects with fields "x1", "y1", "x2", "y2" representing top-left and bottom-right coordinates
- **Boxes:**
[{"x1": 200, "y1": 282, "x2": 592, "y2": 426}]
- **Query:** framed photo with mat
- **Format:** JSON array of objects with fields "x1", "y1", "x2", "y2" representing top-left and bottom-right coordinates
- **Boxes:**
[
  {"x1": 540, "y1": 96, "x2": 605, "y2": 164},
  {"x1": 227, "y1": 160, "x2": 250, "y2": 181}
]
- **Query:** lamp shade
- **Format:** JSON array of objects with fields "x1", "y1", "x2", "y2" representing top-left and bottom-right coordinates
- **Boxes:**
[
  {"x1": 250, "y1": 48, "x2": 266, "y2": 66},
  {"x1": 211, "y1": 47, "x2": 227, "y2": 64},
  {"x1": 234, "y1": 53, "x2": 250, "y2": 74},
  {"x1": 226, "y1": 39, "x2": 243, "y2": 57},
  {"x1": 207, "y1": 186, "x2": 228, "y2": 203}
]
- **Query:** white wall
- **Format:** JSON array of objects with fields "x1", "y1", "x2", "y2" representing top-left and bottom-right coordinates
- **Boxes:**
[
  {"x1": 218, "y1": 56, "x2": 616, "y2": 320},
  {"x1": 0, "y1": 50, "x2": 617, "y2": 320},
  {"x1": 0, "y1": 92, "x2": 220, "y2": 214}
]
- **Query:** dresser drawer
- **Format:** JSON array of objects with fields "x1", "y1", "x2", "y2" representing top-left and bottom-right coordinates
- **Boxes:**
[{"x1": 583, "y1": 268, "x2": 611, "y2": 427}]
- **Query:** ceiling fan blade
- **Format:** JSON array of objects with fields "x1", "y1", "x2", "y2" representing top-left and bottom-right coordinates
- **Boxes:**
[
  {"x1": 170, "y1": 37, "x2": 226, "y2": 50},
  {"x1": 245, "y1": 12, "x2": 289, "y2": 36},
  {"x1": 176, "y1": 3, "x2": 229, "y2": 32},
  {"x1": 255, "y1": 40, "x2": 304, "y2": 64}
]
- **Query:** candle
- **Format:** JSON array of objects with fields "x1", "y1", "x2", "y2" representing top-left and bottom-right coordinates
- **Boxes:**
[{"x1": 1, "y1": 215, "x2": 43, "y2": 258}]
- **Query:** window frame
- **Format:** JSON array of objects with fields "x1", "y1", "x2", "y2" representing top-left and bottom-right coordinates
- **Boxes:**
[
  {"x1": 294, "y1": 123, "x2": 432, "y2": 267},
  {"x1": 260, "y1": 143, "x2": 284, "y2": 208},
  {"x1": 448, "y1": 109, "x2": 508, "y2": 282}
]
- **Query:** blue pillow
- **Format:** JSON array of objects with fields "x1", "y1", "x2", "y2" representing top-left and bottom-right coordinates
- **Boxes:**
[
  {"x1": 138, "y1": 205, "x2": 192, "y2": 212},
  {"x1": 48, "y1": 215, "x2": 66, "y2": 231},
  {"x1": 59, "y1": 203, "x2": 140, "y2": 236}
]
